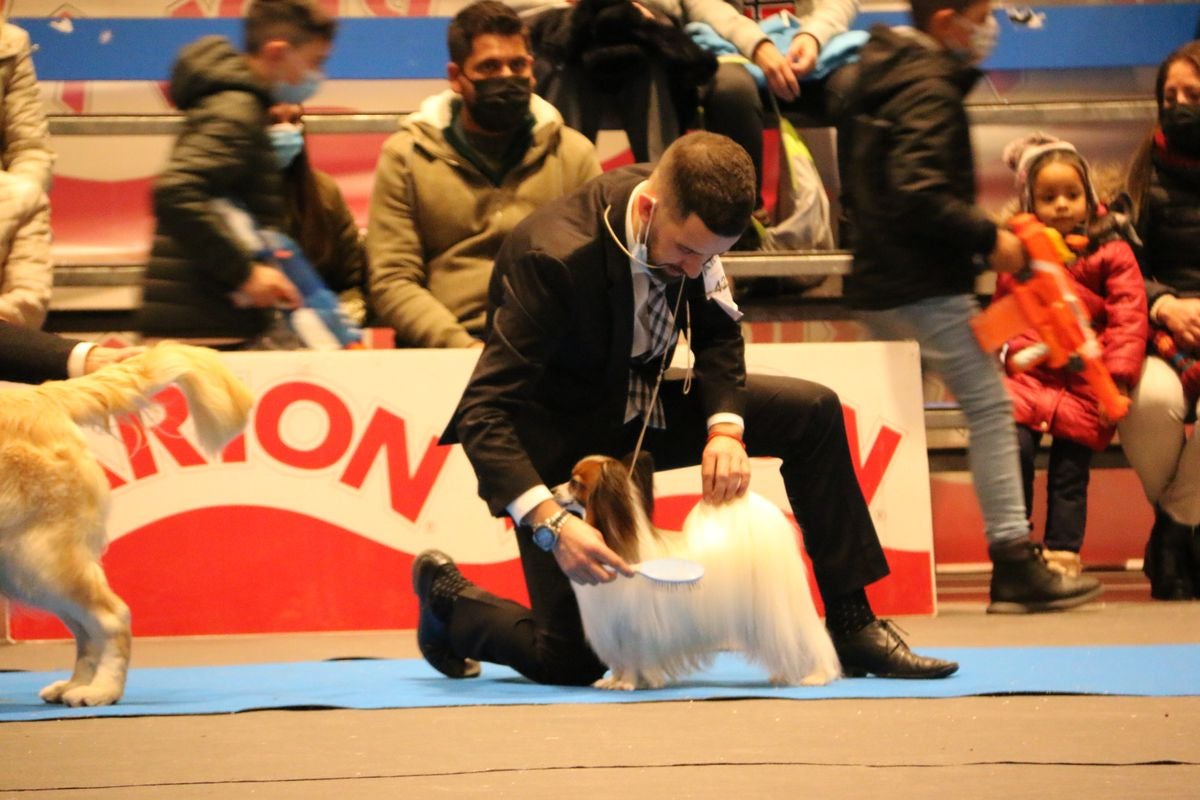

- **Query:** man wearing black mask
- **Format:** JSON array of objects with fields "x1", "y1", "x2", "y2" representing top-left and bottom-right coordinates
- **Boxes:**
[{"x1": 368, "y1": 0, "x2": 601, "y2": 348}]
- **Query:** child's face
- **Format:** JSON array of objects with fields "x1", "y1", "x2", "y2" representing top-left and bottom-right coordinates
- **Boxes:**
[{"x1": 1032, "y1": 161, "x2": 1088, "y2": 236}]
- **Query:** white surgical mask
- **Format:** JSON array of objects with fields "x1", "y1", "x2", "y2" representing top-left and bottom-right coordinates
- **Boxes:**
[{"x1": 268, "y1": 122, "x2": 304, "y2": 169}]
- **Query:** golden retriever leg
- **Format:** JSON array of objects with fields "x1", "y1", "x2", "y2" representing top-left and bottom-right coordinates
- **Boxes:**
[{"x1": 20, "y1": 551, "x2": 131, "y2": 707}]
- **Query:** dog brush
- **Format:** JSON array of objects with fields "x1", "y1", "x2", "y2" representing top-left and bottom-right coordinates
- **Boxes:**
[{"x1": 607, "y1": 558, "x2": 705, "y2": 587}]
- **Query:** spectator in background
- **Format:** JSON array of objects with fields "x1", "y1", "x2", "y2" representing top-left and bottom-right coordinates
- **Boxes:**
[
  {"x1": 1118, "y1": 41, "x2": 1200, "y2": 600},
  {"x1": 136, "y1": 0, "x2": 336, "y2": 346},
  {"x1": 269, "y1": 103, "x2": 367, "y2": 328},
  {"x1": 996, "y1": 134, "x2": 1146, "y2": 579},
  {"x1": 834, "y1": 0, "x2": 1104, "y2": 613},
  {"x1": 367, "y1": 0, "x2": 600, "y2": 349},
  {"x1": 0, "y1": 21, "x2": 53, "y2": 329}
]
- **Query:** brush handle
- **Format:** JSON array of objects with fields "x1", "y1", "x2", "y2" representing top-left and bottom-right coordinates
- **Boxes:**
[{"x1": 605, "y1": 558, "x2": 705, "y2": 585}]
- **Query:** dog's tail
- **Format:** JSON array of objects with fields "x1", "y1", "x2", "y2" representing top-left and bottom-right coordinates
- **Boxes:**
[{"x1": 33, "y1": 341, "x2": 253, "y2": 454}]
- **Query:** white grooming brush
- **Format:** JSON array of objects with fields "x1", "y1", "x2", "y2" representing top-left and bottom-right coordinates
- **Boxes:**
[{"x1": 608, "y1": 558, "x2": 705, "y2": 587}]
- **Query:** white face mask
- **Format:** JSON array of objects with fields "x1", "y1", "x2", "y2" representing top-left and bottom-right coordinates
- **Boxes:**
[
  {"x1": 604, "y1": 196, "x2": 670, "y2": 275},
  {"x1": 953, "y1": 12, "x2": 998, "y2": 64}
]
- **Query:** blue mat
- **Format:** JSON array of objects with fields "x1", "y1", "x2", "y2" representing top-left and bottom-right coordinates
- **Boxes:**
[{"x1": 2, "y1": 645, "x2": 1198, "y2": 722}]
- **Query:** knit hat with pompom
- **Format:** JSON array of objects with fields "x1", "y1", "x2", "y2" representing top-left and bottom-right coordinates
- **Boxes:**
[{"x1": 1002, "y1": 132, "x2": 1100, "y2": 212}]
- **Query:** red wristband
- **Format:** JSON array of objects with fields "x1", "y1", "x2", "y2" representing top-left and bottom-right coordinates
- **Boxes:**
[{"x1": 706, "y1": 430, "x2": 745, "y2": 448}]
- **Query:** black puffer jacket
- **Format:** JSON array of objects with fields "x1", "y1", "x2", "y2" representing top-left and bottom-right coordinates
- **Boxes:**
[
  {"x1": 833, "y1": 25, "x2": 997, "y2": 310},
  {"x1": 1138, "y1": 147, "x2": 1200, "y2": 307},
  {"x1": 136, "y1": 36, "x2": 282, "y2": 340}
]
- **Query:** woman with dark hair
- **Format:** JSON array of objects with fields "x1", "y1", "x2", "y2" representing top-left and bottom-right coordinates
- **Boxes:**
[
  {"x1": 1118, "y1": 41, "x2": 1200, "y2": 600},
  {"x1": 268, "y1": 103, "x2": 367, "y2": 329}
]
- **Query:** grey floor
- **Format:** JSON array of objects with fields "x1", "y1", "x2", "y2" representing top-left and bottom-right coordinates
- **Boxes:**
[{"x1": 3, "y1": 583, "x2": 1200, "y2": 799}]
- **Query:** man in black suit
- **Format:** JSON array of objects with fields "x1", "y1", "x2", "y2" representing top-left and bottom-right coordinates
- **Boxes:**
[
  {"x1": 414, "y1": 132, "x2": 956, "y2": 684},
  {"x1": 0, "y1": 322, "x2": 138, "y2": 384}
]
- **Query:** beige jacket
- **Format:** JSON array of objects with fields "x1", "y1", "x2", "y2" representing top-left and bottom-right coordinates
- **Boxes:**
[
  {"x1": 367, "y1": 90, "x2": 600, "y2": 348},
  {"x1": 0, "y1": 23, "x2": 52, "y2": 328}
]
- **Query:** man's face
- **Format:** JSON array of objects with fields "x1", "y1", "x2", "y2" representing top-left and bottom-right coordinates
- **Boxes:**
[
  {"x1": 449, "y1": 33, "x2": 535, "y2": 99},
  {"x1": 642, "y1": 200, "x2": 740, "y2": 281}
]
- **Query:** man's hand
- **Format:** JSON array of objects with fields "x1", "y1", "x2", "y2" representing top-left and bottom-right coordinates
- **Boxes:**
[
  {"x1": 83, "y1": 345, "x2": 145, "y2": 374},
  {"x1": 786, "y1": 32, "x2": 821, "y2": 80},
  {"x1": 701, "y1": 426, "x2": 750, "y2": 503},
  {"x1": 233, "y1": 263, "x2": 302, "y2": 309},
  {"x1": 753, "y1": 40, "x2": 800, "y2": 102},
  {"x1": 552, "y1": 514, "x2": 634, "y2": 585},
  {"x1": 989, "y1": 229, "x2": 1027, "y2": 275},
  {"x1": 1157, "y1": 296, "x2": 1200, "y2": 349}
]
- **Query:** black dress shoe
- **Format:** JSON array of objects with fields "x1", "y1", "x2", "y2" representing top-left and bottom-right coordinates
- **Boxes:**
[
  {"x1": 412, "y1": 550, "x2": 481, "y2": 679},
  {"x1": 832, "y1": 619, "x2": 958, "y2": 679}
]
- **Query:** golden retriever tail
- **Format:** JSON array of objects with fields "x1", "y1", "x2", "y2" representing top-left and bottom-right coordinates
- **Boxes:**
[{"x1": 32, "y1": 341, "x2": 254, "y2": 454}]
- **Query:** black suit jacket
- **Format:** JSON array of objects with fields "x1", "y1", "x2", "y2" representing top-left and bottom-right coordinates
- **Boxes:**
[
  {"x1": 445, "y1": 166, "x2": 746, "y2": 518},
  {"x1": 0, "y1": 323, "x2": 76, "y2": 384}
]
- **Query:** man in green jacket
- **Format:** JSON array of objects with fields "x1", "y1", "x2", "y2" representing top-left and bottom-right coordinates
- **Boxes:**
[
  {"x1": 367, "y1": 0, "x2": 601, "y2": 349},
  {"x1": 136, "y1": 0, "x2": 334, "y2": 345}
]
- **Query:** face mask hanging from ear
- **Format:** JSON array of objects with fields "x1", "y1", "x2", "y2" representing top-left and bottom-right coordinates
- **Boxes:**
[{"x1": 603, "y1": 194, "x2": 662, "y2": 273}]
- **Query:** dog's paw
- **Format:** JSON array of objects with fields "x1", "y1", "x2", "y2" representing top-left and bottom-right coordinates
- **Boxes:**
[
  {"x1": 60, "y1": 680, "x2": 124, "y2": 707},
  {"x1": 38, "y1": 679, "x2": 78, "y2": 704},
  {"x1": 593, "y1": 675, "x2": 637, "y2": 691}
]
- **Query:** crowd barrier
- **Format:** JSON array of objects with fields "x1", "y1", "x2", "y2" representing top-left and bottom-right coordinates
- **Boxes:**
[{"x1": 4, "y1": 342, "x2": 939, "y2": 639}]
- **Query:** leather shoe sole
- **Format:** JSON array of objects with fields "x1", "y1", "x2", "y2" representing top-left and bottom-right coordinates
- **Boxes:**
[{"x1": 412, "y1": 550, "x2": 481, "y2": 679}]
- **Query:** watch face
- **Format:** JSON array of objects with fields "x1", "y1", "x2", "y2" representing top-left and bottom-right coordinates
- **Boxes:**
[{"x1": 533, "y1": 526, "x2": 555, "y2": 551}]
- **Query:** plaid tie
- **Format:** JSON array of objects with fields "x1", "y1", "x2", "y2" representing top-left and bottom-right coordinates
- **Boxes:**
[{"x1": 628, "y1": 275, "x2": 678, "y2": 428}]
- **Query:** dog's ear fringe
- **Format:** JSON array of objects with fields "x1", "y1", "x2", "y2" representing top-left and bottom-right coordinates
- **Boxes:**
[{"x1": 590, "y1": 459, "x2": 641, "y2": 562}]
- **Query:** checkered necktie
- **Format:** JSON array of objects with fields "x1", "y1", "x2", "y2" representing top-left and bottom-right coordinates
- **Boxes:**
[{"x1": 628, "y1": 275, "x2": 678, "y2": 428}]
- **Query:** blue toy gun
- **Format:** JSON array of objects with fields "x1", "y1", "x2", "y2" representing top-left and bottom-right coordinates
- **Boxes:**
[
  {"x1": 258, "y1": 229, "x2": 363, "y2": 350},
  {"x1": 215, "y1": 198, "x2": 363, "y2": 350}
]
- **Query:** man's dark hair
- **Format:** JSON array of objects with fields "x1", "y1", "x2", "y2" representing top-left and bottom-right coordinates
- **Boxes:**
[
  {"x1": 657, "y1": 131, "x2": 755, "y2": 238},
  {"x1": 447, "y1": 0, "x2": 527, "y2": 67},
  {"x1": 909, "y1": 0, "x2": 978, "y2": 33},
  {"x1": 244, "y1": 0, "x2": 337, "y2": 54}
]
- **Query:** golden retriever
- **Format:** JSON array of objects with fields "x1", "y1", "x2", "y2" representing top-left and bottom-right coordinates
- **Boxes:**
[{"x1": 0, "y1": 342, "x2": 252, "y2": 706}]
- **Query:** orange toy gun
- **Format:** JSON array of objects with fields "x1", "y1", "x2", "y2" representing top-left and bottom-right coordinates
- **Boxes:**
[{"x1": 971, "y1": 213, "x2": 1131, "y2": 422}]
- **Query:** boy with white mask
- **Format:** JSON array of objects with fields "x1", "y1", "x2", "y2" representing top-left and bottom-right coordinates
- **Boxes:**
[
  {"x1": 136, "y1": 0, "x2": 335, "y2": 345},
  {"x1": 833, "y1": 0, "x2": 1104, "y2": 612}
]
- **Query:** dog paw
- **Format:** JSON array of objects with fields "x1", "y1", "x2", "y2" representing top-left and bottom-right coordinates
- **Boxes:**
[
  {"x1": 38, "y1": 679, "x2": 77, "y2": 704},
  {"x1": 60, "y1": 681, "x2": 124, "y2": 707},
  {"x1": 593, "y1": 675, "x2": 637, "y2": 691}
]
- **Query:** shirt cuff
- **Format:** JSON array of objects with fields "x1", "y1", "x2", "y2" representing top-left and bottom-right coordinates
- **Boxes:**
[
  {"x1": 707, "y1": 412, "x2": 745, "y2": 432},
  {"x1": 508, "y1": 484, "x2": 555, "y2": 529},
  {"x1": 67, "y1": 342, "x2": 95, "y2": 378}
]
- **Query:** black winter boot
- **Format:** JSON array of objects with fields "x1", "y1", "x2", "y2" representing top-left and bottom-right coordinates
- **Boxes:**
[
  {"x1": 987, "y1": 537, "x2": 1103, "y2": 613},
  {"x1": 1144, "y1": 509, "x2": 1195, "y2": 601}
]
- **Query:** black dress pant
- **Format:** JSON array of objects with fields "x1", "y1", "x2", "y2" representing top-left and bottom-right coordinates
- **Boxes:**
[
  {"x1": 1016, "y1": 425, "x2": 1094, "y2": 552},
  {"x1": 448, "y1": 373, "x2": 889, "y2": 685}
]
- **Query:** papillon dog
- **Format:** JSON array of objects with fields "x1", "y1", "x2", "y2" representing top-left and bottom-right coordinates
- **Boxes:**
[
  {"x1": 0, "y1": 342, "x2": 252, "y2": 706},
  {"x1": 555, "y1": 454, "x2": 840, "y2": 690}
]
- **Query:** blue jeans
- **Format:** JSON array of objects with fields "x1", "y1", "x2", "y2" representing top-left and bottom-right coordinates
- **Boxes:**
[{"x1": 859, "y1": 294, "x2": 1030, "y2": 544}]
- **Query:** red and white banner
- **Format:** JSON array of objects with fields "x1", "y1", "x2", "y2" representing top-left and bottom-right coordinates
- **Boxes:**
[{"x1": 5, "y1": 342, "x2": 935, "y2": 639}]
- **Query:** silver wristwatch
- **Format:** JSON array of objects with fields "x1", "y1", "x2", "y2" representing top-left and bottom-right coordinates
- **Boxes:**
[{"x1": 532, "y1": 509, "x2": 570, "y2": 551}]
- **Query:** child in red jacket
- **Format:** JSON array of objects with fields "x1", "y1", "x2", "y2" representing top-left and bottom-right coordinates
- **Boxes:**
[{"x1": 995, "y1": 134, "x2": 1149, "y2": 576}]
